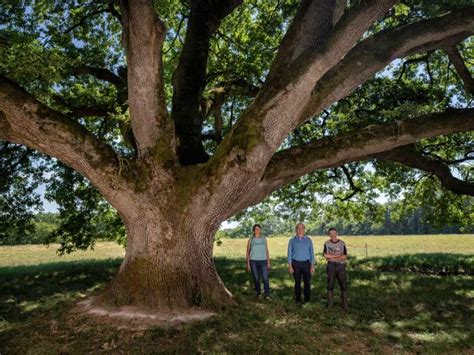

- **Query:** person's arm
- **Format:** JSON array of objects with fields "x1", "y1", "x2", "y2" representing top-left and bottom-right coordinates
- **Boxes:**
[
  {"x1": 325, "y1": 244, "x2": 348, "y2": 261},
  {"x1": 246, "y1": 239, "x2": 251, "y2": 272},
  {"x1": 323, "y1": 243, "x2": 339, "y2": 261},
  {"x1": 323, "y1": 244, "x2": 331, "y2": 261},
  {"x1": 333, "y1": 244, "x2": 348, "y2": 261},
  {"x1": 329, "y1": 255, "x2": 347, "y2": 261},
  {"x1": 266, "y1": 238, "x2": 271, "y2": 269},
  {"x1": 309, "y1": 238, "x2": 315, "y2": 273},
  {"x1": 287, "y1": 239, "x2": 294, "y2": 274},
  {"x1": 324, "y1": 253, "x2": 337, "y2": 260}
]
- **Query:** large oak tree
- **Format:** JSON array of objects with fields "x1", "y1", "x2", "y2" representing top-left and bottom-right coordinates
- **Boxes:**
[{"x1": 1, "y1": 0, "x2": 473, "y2": 310}]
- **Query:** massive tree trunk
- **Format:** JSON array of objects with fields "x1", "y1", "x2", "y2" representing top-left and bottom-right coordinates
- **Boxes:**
[{"x1": 103, "y1": 205, "x2": 234, "y2": 309}]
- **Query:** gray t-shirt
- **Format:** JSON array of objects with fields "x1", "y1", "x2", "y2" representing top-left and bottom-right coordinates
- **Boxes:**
[{"x1": 323, "y1": 239, "x2": 347, "y2": 264}]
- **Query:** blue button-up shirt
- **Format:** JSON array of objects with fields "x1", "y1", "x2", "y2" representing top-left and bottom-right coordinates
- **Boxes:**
[{"x1": 287, "y1": 235, "x2": 314, "y2": 264}]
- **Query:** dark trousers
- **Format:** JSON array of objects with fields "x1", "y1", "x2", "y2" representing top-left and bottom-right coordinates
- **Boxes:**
[
  {"x1": 292, "y1": 260, "x2": 311, "y2": 302},
  {"x1": 250, "y1": 260, "x2": 270, "y2": 296},
  {"x1": 326, "y1": 262, "x2": 348, "y2": 291}
]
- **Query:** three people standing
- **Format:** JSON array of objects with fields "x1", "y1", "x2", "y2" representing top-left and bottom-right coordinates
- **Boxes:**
[{"x1": 245, "y1": 223, "x2": 348, "y2": 309}]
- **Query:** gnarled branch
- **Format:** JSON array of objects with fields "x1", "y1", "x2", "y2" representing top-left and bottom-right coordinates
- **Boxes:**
[
  {"x1": 0, "y1": 75, "x2": 133, "y2": 208},
  {"x1": 171, "y1": 0, "x2": 243, "y2": 165},
  {"x1": 444, "y1": 44, "x2": 474, "y2": 95},
  {"x1": 247, "y1": 108, "x2": 474, "y2": 214},
  {"x1": 336, "y1": 165, "x2": 363, "y2": 201},
  {"x1": 120, "y1": 0, "x2": 174, "y2": 159},
  {"x1": 70, "y1": 65, "x2": 125, "y2": 87},
  {"x1": 375, "y1": 144, "x2": 474, "y2": 196},
  {"x1": 209, "y1": 0, "x2": 397, "y2": 178}
]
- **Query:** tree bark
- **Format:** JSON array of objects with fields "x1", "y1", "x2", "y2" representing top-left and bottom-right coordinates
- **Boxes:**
[{"x1": 101, "y1": 204, "x2": 234, "y2": 310}]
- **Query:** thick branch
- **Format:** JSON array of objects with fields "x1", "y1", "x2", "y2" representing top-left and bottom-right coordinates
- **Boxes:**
[
  {"x1": 69, "y1": 105, "x2": 115, "y2": 118},
  {"x1": 261, "y1": 108, "x2": 474, "y2": 197},
  {"x1": 444, "y1": 45, "x2": 474, "y2": 95},
  {"x1": 172, "y1": 0, "x2": 243, "y2": 165},
  {"x1": 376, "y1": 145, "x2": 474, "y2": 196},
  {"x1": 0, "y1": 75, "x2": 129, "y2": 205},
  {"x1": 71, "y1": 65, "x2": 124, "y2": 87},
  {"x1": 267, "y1": 0, "x2": 347, "y2": 80},
  {"x1": 198, "y1": 1, "x2": 397, "y2": 221},
  {"x1": 210, "y1": 0, "x2": 397, "y2": 176},
  {"x1": 51, "y1": 94, "x2": 115, "y2": 117},
  {"x1": 303, "y1": 7, "x2": 474, "y2": 122},
  {"x1": 120, "y1": 0, "x2": 173, "y2": 159}
]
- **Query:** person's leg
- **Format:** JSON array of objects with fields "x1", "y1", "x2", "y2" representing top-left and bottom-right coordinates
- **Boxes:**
[
  {"x1": 327, "y1": 263, "x2": 336, "y2": 308},
  {"x1": 260, "y1": 261, "x2": 270, "y2": 297},
  {"x1": 250, "y1": 260, "x2": 261, "y2": 296},
  {"x1": 302, "y1": 262, "x2": 311, "y2": 302},
  {"x1": 292, "y1": 262, "x2": 302, "y2": 303},
  {"x1": 336, "y1": 263, "x2": 348, "y2": 309}
]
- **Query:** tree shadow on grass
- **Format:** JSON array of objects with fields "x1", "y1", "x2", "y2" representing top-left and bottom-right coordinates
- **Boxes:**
[
  {"x1": 0, "y1": 258, "x2": 122, "y2": 322},
  {"x1": 350, "y1": 253, "x2": 473, "y2": 275},
  {"x1": 0, "y1": 255, "x2": 472, "y2": 353}
]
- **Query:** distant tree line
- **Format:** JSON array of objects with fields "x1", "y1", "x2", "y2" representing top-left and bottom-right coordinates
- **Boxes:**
[
  {"x1": 218, "y1": 206, "x2": 473, "y2": 239},
  {"x1": 0, "y1": 212, "x2": 125, "y2": 248},
  {"x1": 1, "y1": 204, "x2": 471, "y2": 246}
]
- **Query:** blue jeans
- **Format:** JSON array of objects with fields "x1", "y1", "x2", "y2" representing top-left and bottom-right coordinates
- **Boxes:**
[{"x1": 250, "y1": 260, "x2": 270, "y2": 296}]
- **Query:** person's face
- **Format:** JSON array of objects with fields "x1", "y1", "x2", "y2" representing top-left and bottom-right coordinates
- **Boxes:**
[
  {"x1": 329, "y1": 230, "x2": 338, "y2": 239},
  {"x1": 254, "y1": 226, "x2": 261, "y2": 236},
  {"x1": 296, "y1": 224, "x2": 305, "y2": 236}
]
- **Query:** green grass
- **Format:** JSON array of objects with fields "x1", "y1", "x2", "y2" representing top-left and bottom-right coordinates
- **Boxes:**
[{"x1": 1, "y1": 235, "x2": 473, "y2": 353}]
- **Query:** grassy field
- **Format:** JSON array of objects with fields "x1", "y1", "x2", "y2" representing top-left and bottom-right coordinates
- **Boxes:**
[{"x1": 1, "y1": 235, "x2": 473, "y2": 353}]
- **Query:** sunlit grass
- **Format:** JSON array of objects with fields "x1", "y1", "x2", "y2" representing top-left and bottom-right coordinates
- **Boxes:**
[
  {"x1": 0, "y1": 242, "x2": 125, "y2": 267},
  {"x1": 215, "y1": 234, "x2": 474, "y2": 259},
  {"x1": 1, "y1": 234, "x2": 472, "y2": 268}
]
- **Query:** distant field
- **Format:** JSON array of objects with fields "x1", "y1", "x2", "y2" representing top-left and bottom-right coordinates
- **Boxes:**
[
  {"x1": 215, "y1": 234, "x2": 474, "y2": 260},
  {"x1": 1, "y1": 235, "x2": 473, "y2": 267}
]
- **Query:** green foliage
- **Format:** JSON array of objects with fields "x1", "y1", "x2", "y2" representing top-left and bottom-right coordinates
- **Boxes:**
[
  {"x1": 0, "y1": 143, "x2": 46, "y2": 245},
  {"x1": 227, "y1": 200, "x2": 471, "y2": 237},
  {"x1": 45, "y1": 163, "x2": 125, "y2": 254}
]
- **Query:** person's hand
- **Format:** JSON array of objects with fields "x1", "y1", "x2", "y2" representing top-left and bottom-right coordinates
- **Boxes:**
[
  {"x1": 310, "y1": 265, "x2": 315, "y2": 274},
  {"x1": 267, "y1": 261, "x2": 271, "y2": 270},
  {"x1": 246, "y1": 263, "x2": 250, "y2": 272},
  {"x1": 288, "y1": 265, "x2": 294, "y2": 274}
]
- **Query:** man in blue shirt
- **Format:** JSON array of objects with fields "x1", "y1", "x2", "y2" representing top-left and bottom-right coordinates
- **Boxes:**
[{"x1": 287, "y1": 223, "x2": 315, "y2": 303}]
